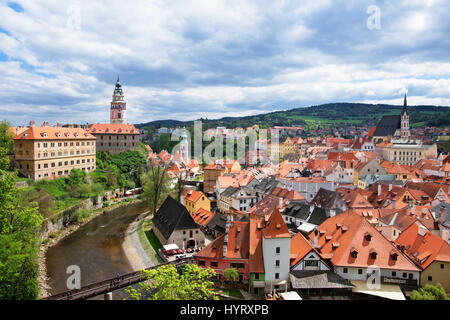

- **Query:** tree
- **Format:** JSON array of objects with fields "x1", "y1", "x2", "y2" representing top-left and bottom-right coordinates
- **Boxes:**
[
  {"x1": 175, "y1": 170, "x2": 187, "y2": 202},
  {"x1": 223, "y1": 267, "x2": 239, "y2": 282},
  {"x1": 0, "y1": 120, "x2": 14, "y2": 155},
  {"x1": 0, "y1": 150, "x2": 43, "y2": 299},
  {"x1": 104, "y1": 165, "x2": 118, "y2": 187},
  {"x1": 125, "y1": 263, "x2": 218, "y2": 300},
  {"x1": 411, "y1": 283, "x2": 448, "y2": 300},
  {"x1": 67, "y1": 168, "x2": 86, "y2": 186},
  {"x1": 141, "y1": 162, "x2": 172, "y2": 215}
]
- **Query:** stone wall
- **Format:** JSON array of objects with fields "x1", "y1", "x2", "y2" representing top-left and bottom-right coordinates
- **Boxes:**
[{"x1": 41, "y1": 195, "x2": 103, "y2": 239}]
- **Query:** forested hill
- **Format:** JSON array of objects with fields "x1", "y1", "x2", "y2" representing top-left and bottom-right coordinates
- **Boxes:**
[{"x1": 135, "y1": 102, "x2": 450, "y2": 129}]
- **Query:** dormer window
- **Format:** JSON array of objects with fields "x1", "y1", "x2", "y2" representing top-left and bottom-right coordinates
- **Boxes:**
[
  {"x1": 42, "y1": 132, "x2": 47, "y2": 138},
  {"x1": 364, "y1": 232, "x2": 372, "y2": 242},
  {"x1": 65, "y1": 132, "x2": 70, "y2": 137},
  {"x1": 390, "y1": 250, "x2": 398, "y2": 261},
  {"x1": 350, "y1": 248, "x2": 358, "y2": 258},
  {"x1": 56, "y1": 132, "x2": 61, "y2": 138},
  {"x1": 332, "y1": 242, "x2": 340, "y2": 249},
  {"x1": 369, "y1": 249, "x2": 377, "y2": 259}
]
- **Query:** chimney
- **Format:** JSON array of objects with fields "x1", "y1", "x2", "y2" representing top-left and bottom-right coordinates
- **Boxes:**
[
  {"x1": 392, "y1": 201, "x2": 396, "y2": 209},
  {"x1": 388, "y1": 184, "x2": 392, "y2": 192},
  {"x1": 279, "y1": 197, "x2": 283, "y2": 209},
  {"x1": 42, "y1": 121, "x2": 49, "y2": 127},
  {"x1": 29, "y1": 121, "x2": 35, "y2": 127},
  {"x1": 56, "y1": 122, "x2": 62, "y2": 127},
  {"x1": 378, "y1": 184, "x2": 381, "y2": 196}
]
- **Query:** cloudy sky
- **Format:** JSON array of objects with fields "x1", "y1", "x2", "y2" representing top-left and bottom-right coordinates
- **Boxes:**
[{"x1": 1, "y1": 0, "x2": 449, "y2": 126}]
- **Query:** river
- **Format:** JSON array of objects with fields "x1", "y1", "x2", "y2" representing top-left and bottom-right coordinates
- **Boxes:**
[{"x1": 45, "y1": 201, "x2": 149, "y2": 300}]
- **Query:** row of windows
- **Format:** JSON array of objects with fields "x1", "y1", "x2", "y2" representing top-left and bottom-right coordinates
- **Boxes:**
[
  {"x1": 99, "y1": 135, "x2": 136, "y2": 140},
  {"x1": 342, "y1": 267, "x2": 414, "y2": 279},
  {"x1": 394, "y1": 151, "x2": 421, "y2": 156},
  {"x1": 99, "y1": 142, "x2": 135, "y2": 147},
  {"x1": 37, "y1": 149, "x2": 94, "y2": 158},
  {"x1": 37, "y1": 166, "x2": 94, "y2": 178},
  {"x1": 37, "y1": 158, "x2": 95, "y2": 169},
  {"x1": 197, "y1": 260, "x2": 245, "y2": 269},
  {"x1": 36, "y1": 141, "x2": 93, "y2": 148}
]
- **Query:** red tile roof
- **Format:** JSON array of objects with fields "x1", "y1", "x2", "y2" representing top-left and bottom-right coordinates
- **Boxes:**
[
  {"x1": 262, "y1": 208, "x2": 291, "y2": 239},
  {"x1": 311, "y1": 212, "x2": 420, "y2": 271},
  {"x1": 395, "y1": 222, "x2": 450, "y2": 269},
  {"x1": 14, "y1": 126, "x2": 95, "y2": 140},
  {"x1": 271, "y1": 187, "x2": 305, "y2": 201},
  {"x1": 290, "y1": 232, "x2": 317, "y2": 267},
  {"x1": 192, "y1": 208, "x2": 215, "y2": 226},
  {"x1": 87, "y1": 123, "x2": 138, "y2": 134},
  {"x1": 196, "y1": 221, "x2": 250, "y2": 260},
  {"x1": 184, "y1": 189, "x2": 206, "y2": 203}
]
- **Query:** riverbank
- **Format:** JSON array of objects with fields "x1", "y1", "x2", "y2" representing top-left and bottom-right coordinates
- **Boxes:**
[
  {"x1": 38, "y1": 198, "x2": 146, "y2": 299},
  {"x1": 122, "y1": 211, "x2": 154, "y2": 271}
]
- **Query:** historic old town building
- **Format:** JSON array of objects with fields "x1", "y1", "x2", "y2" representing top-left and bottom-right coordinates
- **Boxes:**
[{"x1": 13, "y1": 124, "x2": 96, "y2": 181}]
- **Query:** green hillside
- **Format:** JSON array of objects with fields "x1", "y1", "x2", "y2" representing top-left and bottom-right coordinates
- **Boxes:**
[{"x1": 136, "y1": 102, "x2": 450, "y2": 130}]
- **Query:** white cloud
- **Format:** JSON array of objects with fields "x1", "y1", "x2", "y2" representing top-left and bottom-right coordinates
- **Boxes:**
[{"x1": 0, "y1": 0, "x2": 448, "y2": 126}]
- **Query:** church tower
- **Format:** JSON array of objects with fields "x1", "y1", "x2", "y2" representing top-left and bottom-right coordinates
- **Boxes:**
[
  {"x1": 180, "y1": 127, "x2": 189, "y2": 162},
  {"x1": 110, "y1": 76, "x2": 126, "y2": 124},
  {"x1": 400, "y1": 93, "x2": 410, "y2": 138}
]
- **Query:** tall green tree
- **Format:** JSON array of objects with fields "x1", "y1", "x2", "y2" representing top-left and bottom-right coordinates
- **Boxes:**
[
  {"x1": 141, "y1": 162, "x2": 172, "y2": 215},
  {"x1": 0, "y1": 148, "x2": 43, "y2": 300},
  {"x1": 0, "y1": 120, "x2": 14, "y2": 155},
  {"x1": 125, "y1": 264, "x2": 218, "y2": 300}
]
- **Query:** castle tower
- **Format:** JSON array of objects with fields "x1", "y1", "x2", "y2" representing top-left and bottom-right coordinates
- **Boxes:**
[
  {"x1": 110, "y1": 76, "x2": 126, "y2": 124},
  {"x1": 400, "y1": 93, "x2": 410, "y2": 138}
]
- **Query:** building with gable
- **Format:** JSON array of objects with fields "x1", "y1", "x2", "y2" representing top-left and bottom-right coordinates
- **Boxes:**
[{"x1": 152, "y1": 196, "x2": 205, "y2": 249}]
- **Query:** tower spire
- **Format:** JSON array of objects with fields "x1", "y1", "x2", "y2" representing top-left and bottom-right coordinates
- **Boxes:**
[{"x1": 402, "y1": 93, "x2": 408, "y2": 115}]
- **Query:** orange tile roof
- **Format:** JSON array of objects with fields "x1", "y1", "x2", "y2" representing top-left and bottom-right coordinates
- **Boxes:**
[
  {"x1": 87, "y1": 123, "x2": 138, "y2": 134},
  {"x1": 184, "y1": 189, "x2": 206, "y2": 203},
  {"x1": 196, "y1": 221, "x2": 250, "y2": 260},
  {"x1": 381, "y1": 161, "x2": 411, "y2": 175},
  {"x1": 262, "y1": 208, "x2": 291, "y2": 239},
  {"x1": 249, "y1": 217, "x2": 265, "y2": 273},
  {"x1": 249, "y1": 194, "x2": 282, "y2": 218},
  {"x1": 14, "y1": 126, "x2": 95, "y2": 140},
  {"x1": 271, "y1": 187, "x2": 305, "y2": 201},
  {"x1": 290, "y1": 232, "x2": 316, "y2": 267},
  {"x1": 395, "y1": 222, "x2": 450, "y2": 269},
  {"x1": 192, "y1": 208, "x2": 215, "y2": 226},
  {"x1": 311, "y1": 212, "x2": 420, "y2": 271},
  {"x1": 8, "y1": 126, "x2": 28, "y2": 137}
]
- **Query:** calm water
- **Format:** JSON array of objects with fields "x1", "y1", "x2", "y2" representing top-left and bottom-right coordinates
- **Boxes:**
[{"x1": 45, "y1": 201, "x2": 148, "y2": 300}]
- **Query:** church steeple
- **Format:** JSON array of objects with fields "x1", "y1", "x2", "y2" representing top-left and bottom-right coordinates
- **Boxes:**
[
  {"x1": 400, "y1": 93, "x2": 410, "y2": 138},
  {"x1": 402, "y1": 93, "x2": 408, "y2": 115}
]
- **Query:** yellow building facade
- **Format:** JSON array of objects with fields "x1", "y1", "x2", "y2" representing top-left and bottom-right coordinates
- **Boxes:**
[
  {"x1": 13, "y1": 126, "x2": 96, "y2": 181},
  {"x1": 183, "y1": 189, "x2": 211, "y2": 216}
]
